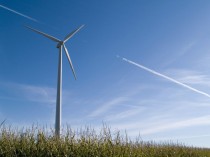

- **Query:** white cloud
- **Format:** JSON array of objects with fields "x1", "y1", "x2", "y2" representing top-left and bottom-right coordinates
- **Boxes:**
[
  {"x1": 142, "y1": 115, "x2": 210, "y2": 135},
  {"x1": 123, "y1": 115, "x2": 210, "y2": 136},
  {"x1": 153, "y1": 134, "x2": 210, "y2": 141},
  {"x1": 162, "y1": 41, "x2": 197, "y2": 66},
  {"x1": 0, "y1": 81, "x2": 76, "y2": 106},
  {"x1": 104, "y1": 106, "x2": 145, "y2": 121},
  {"x1": 88, "y1": 97, "x2": 128, "y2": 118},
  {"x1": 17, "y1": 84, "x2": 56, "y2": 103},
  {"x1": 0, "y1": 82, "x2": 55, "y2": 104},
  {"x1": 164, "y1": 69, "x2": 210, "y2": 86}
]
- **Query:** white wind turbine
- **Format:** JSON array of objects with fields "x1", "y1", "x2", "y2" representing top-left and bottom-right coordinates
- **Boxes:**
[{"x1": 26, "y1": 25, "x2": 84, "y2": 136}]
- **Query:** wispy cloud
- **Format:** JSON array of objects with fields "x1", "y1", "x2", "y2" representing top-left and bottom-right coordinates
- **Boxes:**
[
  {"x1": 1, "y1": 82, "x2": 56, "y2": 104},
  {"x1": 164, "y1": 69, "x2": 210, "y2": 86},
  {"x1": 18, "y1": 84, "x2": 56, "y2": 103},
  {"x1": 0, "y1": 81, "x2": 77, "y2": 107},
  {"x1": 108, "y1": 114, "x2": 210, "y2": 138},
  {"x1": 0, "y1": 4, "x2": 38, "y2": 22},
  {"x1": 88, "y1": 97, "x2": 127, "y2": 118},
  {"x1": 140, "y1": 115, "x2": 210, "y2": 135},
  {"x1": 153, "y1": 134, "x2": 210, "y2": 141},
  {"x1": 163, "y1": 41, "x2": 196, "y2": 66},
  {"x1": 121, "y1": 57, "x2": 210, "y2": 99},
  {"x1": 104, "y1": 106, "x2": 145, "y2": 121}
]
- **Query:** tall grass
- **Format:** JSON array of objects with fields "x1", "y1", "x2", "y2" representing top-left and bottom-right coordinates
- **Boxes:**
[{"x1": 0, "y1": 125, "x2": 209, "y2": 157}]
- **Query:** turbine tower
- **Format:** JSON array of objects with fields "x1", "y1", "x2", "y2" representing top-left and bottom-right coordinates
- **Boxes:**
[{"x1": 26, "y1": 25, "x2": 84, "y2": 137}]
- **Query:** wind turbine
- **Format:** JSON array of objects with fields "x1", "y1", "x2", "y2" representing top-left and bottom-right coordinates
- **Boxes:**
[{"x1": 25, "y1": 25, "x2": 84, "y2": 137}]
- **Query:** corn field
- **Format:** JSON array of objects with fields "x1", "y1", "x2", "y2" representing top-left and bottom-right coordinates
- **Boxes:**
[{"x1": 0, "y1": 125, "x2": 209, "y2": 157}]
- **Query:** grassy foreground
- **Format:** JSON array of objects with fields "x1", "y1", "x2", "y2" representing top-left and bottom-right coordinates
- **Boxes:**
[{"x1": 0, "y1": 126, "x2": 210, "y2": 157}]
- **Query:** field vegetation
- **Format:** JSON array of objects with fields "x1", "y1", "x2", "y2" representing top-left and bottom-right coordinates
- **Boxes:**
[{"x1": 0, "y1": 124, "x2": 210, "y2": 157}]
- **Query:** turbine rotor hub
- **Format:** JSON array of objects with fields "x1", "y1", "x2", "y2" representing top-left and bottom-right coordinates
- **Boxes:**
[{"x1": 56, "y1": 41, "x2": 64, "y2": 48}]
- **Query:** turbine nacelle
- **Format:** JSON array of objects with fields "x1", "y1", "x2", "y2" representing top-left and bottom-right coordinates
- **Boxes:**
[{"x1": 56, "y1": 41, "x2": 64, "y2": 48}]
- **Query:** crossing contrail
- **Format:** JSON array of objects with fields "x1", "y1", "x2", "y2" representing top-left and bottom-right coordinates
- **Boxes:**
[
  {"x1": 0, "y1": 4, "x2": 38, "y2": 22},
  {"x1": 121, "y1": 56, "x2": 210, "y2": 99}
]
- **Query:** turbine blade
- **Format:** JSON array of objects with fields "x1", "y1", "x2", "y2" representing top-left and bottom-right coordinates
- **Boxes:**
[
  {"x1": 63, "y1": 25, "x2": 84, "y2": 43},
  {"x1": 25, "y1": 25, "x2": 61, "y2": 42},
  {"x1": 63, "y1": 44, "x2": 77, "y2": 80}
]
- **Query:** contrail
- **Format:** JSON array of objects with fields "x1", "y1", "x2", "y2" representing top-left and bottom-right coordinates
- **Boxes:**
[
  {"x1": 0, "y1": 4, "x2": 38, "y2": 22},
  {"x1": 121, "y1": 56, "x2": 210, "y2": 99}
]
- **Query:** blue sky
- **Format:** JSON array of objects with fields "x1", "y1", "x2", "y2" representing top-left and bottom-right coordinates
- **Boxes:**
[{"x1": 1, "y1": 0, "x2": 210, "y2": 147}]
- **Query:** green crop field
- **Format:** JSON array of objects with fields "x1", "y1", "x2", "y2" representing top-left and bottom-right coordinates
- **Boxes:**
[{"x1": 0, "y1": 125, "x2": 210, "y2": 157}]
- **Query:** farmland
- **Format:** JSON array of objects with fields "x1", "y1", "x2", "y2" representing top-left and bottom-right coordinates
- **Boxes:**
[{"x1": 0, "y1": 125, "x2": 210, "y2": 157}]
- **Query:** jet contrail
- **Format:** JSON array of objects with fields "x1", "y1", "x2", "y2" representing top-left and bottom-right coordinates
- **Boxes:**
[
  {"x1": 0, "y1": 4, "x2": 38, "y2": 22},
  {"x1": 121, "y1": 57, "x2": 210, "y2": 99}
]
